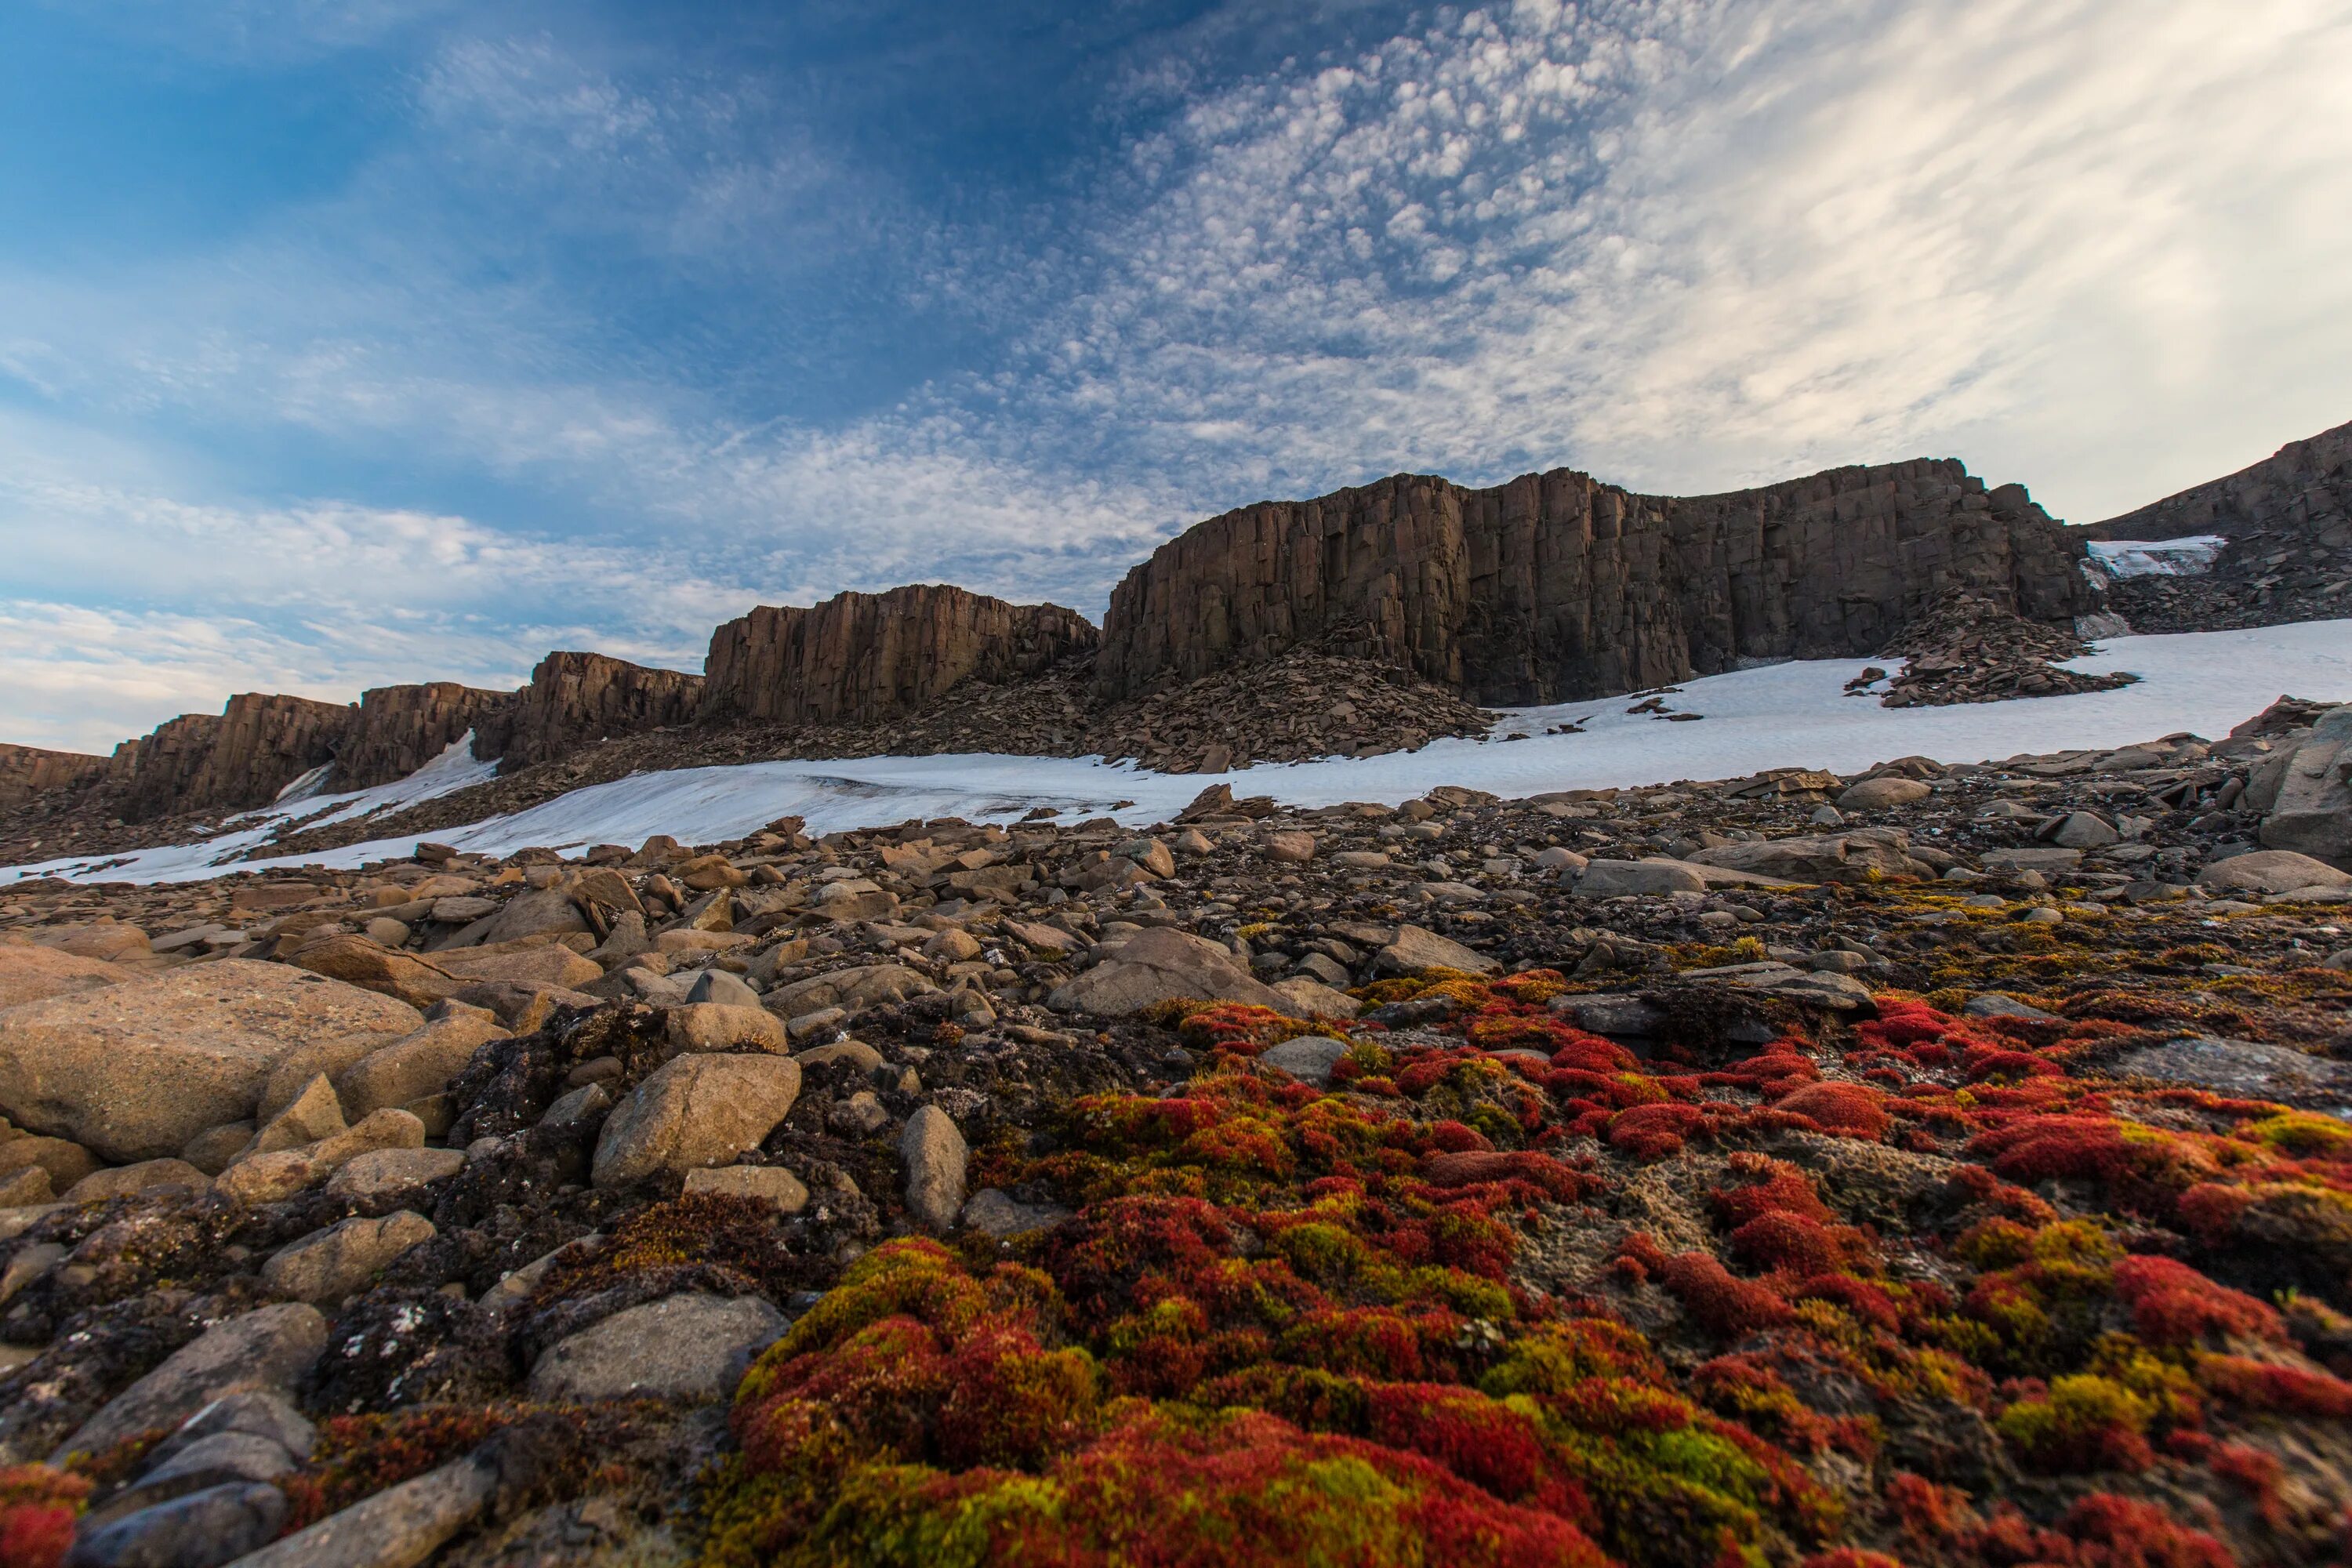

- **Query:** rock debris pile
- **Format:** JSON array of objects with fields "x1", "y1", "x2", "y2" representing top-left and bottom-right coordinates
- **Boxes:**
[
  {"x1": 1860, "y1": 593, "x2": 2140, "y2": 708},
  {"x1": 1, "y1": 696, "x2": 2348, "y2": 1566}
]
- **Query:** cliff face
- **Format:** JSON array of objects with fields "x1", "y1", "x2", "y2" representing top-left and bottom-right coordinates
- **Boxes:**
[
  {"x1": 0, "y1": 745, "x2": 111, "y2": 811},
  {"x1": 1096, "y1": 458, "x2": 2092, "y2": 706},
  {"x1": 700, "y1": 584, "x2": 1098, "y2": 727},
  {"x1": 2078, "y1": 419, "x2": 2352, "y2": 546},
  {"x1": 336, "y1": 682, "x2": 514, "y2": 790},
  {"x1": 115, "y1": 693, "x2": 356, "y2": 822},
  {"x1": 474, "y1": 652, "x2": 702, "y2": 768}
]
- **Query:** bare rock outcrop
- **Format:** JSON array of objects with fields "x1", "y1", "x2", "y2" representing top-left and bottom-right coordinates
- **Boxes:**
[
  {"x1": 336, "y1": 682, "x2": 514, "y2": 790},
  {"x1": 2078, "y1": 418, "x2": 2352, "y2": 544},
  {"x1": 700, "y1": 584, "x2": 1096, "y2": 727},
  {"x1": 1097, "y1": 459, "x2": 2092, "y2": 705},
  {"x1": 0, "y1": 744, "x2": 110, "y2": 810},
  {"x1": 114, "y1": 693, "x2": 357, "y2": 822},
  {"x1": 474, "y1": 652, "x2": 702, "y2": 768}
]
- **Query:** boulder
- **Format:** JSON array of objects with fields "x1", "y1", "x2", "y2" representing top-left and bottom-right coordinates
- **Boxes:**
[
  {"x1": 1373, "y1": 924, "x2": 1498, "y2": 975},
  {"x1": 667, "y1": 1003, "x2": 789, "y2": 1054},
  {"x1": 1258, "y1": 1036, "x2": 1354, "y2": 1087},
  {"x1": 591, "y1": 1054, "x2": 802, "y2": 1188},
  {"x1": 528, "y1": 1292, "x2": 786, "y2": 1402},
  {"x1": 0, "y1": 961, "x2": 421, "y2": 1163},
  {"x1": 1272, "y1": 977, "x2": 1361, "y2": 1019},
  {"x1": 682, "y1": 1164, "x2": 810, "y2": 1212},
  {"x1": 433, "y1": 944, "x2": 601, "y2": 990},
  {"x1": 331, "y1": 1009, "x2": 509, "y2": 1119},
  {"x1": 1837, "y1": 777, "x2": 1932, "y2": 810},
  {"x1": 900, "y1": 1105, "x2": 968, "y2": 1232},
  {"x1": 63, "y1": 1158, "x2": 209, "y2": 1206},
  {"x1": 2259, "y1": 705, "x2": 2352, "y2": 862},
  {"x1": 56, "y1": 1303, "x2": 327, "y2": 1461},
  {"x1": 223, "y1": 1454, "x2": 494, "y2": 1568},
  {"x1": 261, "y1": 1210, "x2": 436, "y2": 1303},
  {"x1": 1047, "y1": 928, "x2": 1302, "y2": 1018},
  {"x1": 2196, "y1": 849, "x2": 2352, "y2": 896},
  {"x1": 1686, "y1": 829, "x2": 1928, "y2": 883},
  {"x1": 764, "y1": 964, "x2": 938, "y2": 1018},
  {"x1": 284, "y1": 933, "x2": 466, "y2": 1008},
  {"x1": 471, "y1": 887, "x2": 592, "y2": 947},
  {"x1": 1574, "y1": 859, "x2": 1709, "y2": 897},
  {"x1": 0, "y1": 946, "x2": 122, "y2": 1010},
  {"x1": 325, "y1": 1147, "x2": 466, "y2": 1201},
  {"x1": 684, "y1": 968, "x2": 762, "y2": 1007},
  {"x1": 69, "y1": 1481, "x2": 288, "y2": 1566},
  {"x1": 0, "y1": 1134, "x2": 100, "y2": 1192},
  {"x1": 961, "y1": 1188, "x2": 1073, "y2": 1240},
  {"x1": 2112, "y1": 1035, "x2": 2352, "y2": 1102},
  {"x1": 252, "y1": 1073, "x2": 346, "y2": 1156}
]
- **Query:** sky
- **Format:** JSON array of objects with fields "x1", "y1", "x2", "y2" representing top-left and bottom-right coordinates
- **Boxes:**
[{"x1": 4, "y1": 0, "x2": 2349, "y2": 756}]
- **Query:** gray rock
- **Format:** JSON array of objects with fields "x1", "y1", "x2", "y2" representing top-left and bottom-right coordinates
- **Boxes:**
[
  {"x1": 1372, "y1": 924, "x2": 1498, "y2": 975},
  {"x1": 323, "y1": 1147, "x2": 466, "y2": 1201},
  {"x1": 684, "y1": 969, "x2": 761, "y2": 1007},
  {"x1": 2196, "y1": 849, "x2": 2352, "y2": 896},
  {"x1": 1574, "y1": 859, "x2": 1709, "y2": 897},
  {"x1": 474, "y1": 887, "x2": 590, "y2": 947},
  {"x1": 591, "y1": 1053, "x2": 800, "y2": 1189},
  {"x1": 1257, "y1": 1036, "x2": 1354, "y2": 1087},
  {"x1": 2112, "y1": 1035, "x2": 2352, "y2": 1102},
  {"x1": 2259, "y1": 704, "x2": 2352, "y2": 862},
  {"x1": 900, "y1": 1104, "x2": 968, "y2": 1232},
  {"x1": 528, "y1": 1292, "x2": 786, "y2": 1403},
  {"x1": 2048, "y1": 811, "x2": 2120, "y2": 849},
  {"x1": 260, "y1": 1211, "x2": 435, "y2": 1305},
  {"x1": 150, "y1": 1390, "x2": 314, "y2": 1470},
  {"x1": 539, "y1": 1081, "x2": 612, "y2": 1136},
  {"x1": 1963, "y1": 993, "x2": 2061, "y2": 1022},
  {"x1": 1981, "y1": 847, "x2": 2084, "y2": 873},
  {"x1": 1837, "y1": 777, "x2": 1931, "y2": 810},
  {"x1": 681, "y1": 1164, "x2": 809, "y2": 1213},
  {"x1": 223, "y1": 1454, "x2": 494, "y2": 1568},
  {"x1": 960, "y1": 1188, "x2": 1073, "y2": 1240},
  {"x1": 70, "y1": 1482, "x2": 285, "y2": 1567},
  {"x1": 1551, "y1": 994, "x2": 1667, "y2": 1037},
  {"x1": 56, "y1": 1303, "x2": 327, "y2": 1461},
  {"x1": 1047, "y1": 928, "x2": 1303, "y2": 1018}
]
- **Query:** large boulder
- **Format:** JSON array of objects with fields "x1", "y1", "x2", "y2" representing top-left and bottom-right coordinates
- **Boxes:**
[
  {"x1": 2197, "y1": 849, "x2": 2352, "y2": 897},
  {"x1": 1373, "y1": 924, "x2": 1497, "y2": 975},
  {"x1": 2258, "y1": 706, "x2": 2352, "y2": 863},
  {"x1": 433, "y1": 944, "x2": 602, "y2": 989},
  {"x1": 1574, "y1": 859, "x2": 1709, "y2": 897},
  {"x1": 1047, "y1": 928, "x2": 1302, "y2": 1018},
  {"x1": 592, "y1": 1054, "x2": 803, "y2": 1189},
  {"x1": 0, "y1": 961, "x2": 422, "y2": 1163},
  {"x1": 528, "y1": 1291, "x2": 786, "y2": 1403},
  {"x1": 56, "y1": 1303, "x2": 327, "y2": 1461},
  {"x1": 1687, "y1": 829, "x2": 1930, "y2": 883},
  {"x1": 0, "y1": 946, "x2": 123, "y2": 1010},
  {"x1": 764, "y1": 964, "x2": 938, "y2": 1018},
  {"x1": 899, "y1": 1105, "x2": 968, "y2": 1232},
  {"x1": 331, "y1": 1008, "x2": 510, "y2": 1119},
  {"x1": 261, "y1": 1210, "x2": 436, "y2": 1304},
  {"x1": 285, "y1": 934, "x2": 465, "y2": 1009}
]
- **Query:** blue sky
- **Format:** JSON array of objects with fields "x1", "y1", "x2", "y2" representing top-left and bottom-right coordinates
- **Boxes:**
[{"x1": 4, "y1": 0, "x2": 2349, "y2": 754}]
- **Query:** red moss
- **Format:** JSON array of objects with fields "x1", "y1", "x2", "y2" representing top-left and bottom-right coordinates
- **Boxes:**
[
  {"x1": 0, "y1": 1467, "x2": 89, "y2": 1568},
  {"x1": 1660, "y1": 1251, "x2": 1795, "y2": 1338},
  {"x1": 1726, "y1": 1213, "x2": 1870, "y2": 1277},
  {"x1": 1608, "y1": 1102, "x2": 1713, "y2": 1159},
  {"x1": 2196, "y1": 1355, "x2": 2352, "y2": 1417},
  {"x1": 2107, "y1": 1255, "x2": 2285, "y2": 1348},
  {"x1": 1773, "y1": 1082, "x2": 1893, "y2": 1140}
]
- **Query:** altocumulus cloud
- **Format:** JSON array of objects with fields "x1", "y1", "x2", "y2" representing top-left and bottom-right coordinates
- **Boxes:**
[{"x1": 1, "y1": 0, "x2": 2347, "y2": 753}]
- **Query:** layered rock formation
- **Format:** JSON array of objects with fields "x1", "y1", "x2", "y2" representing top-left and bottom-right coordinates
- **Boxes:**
[
  {"x1": 474, "y1": 652, "x2": 702, "y2": 768},
  {"x1": 113, "y1": 694, "x2": 357, "y2": 823},
  {"x1": 0, "y1": 745, "x2": 109, "y2": 811},
  {"x1": 336, "y1": 683, "x2": 514, "y2": 791},
  {"x1": 1097, "y1": 459, "x2": 2093, "y2": 705},
  {"x1": 700, "y1": 584, "x2": 1097, "y2": 727},
  {"x1": 2079, "y1": 418, "x2": 2352, "y2": 543}
]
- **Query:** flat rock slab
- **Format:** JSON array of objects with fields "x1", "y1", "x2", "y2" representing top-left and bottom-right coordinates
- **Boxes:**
[
  {"x1": 2112, "y1": 1036, "x2": 2352, "y2": 1103},
  {"x1": 0, "y1": 960, "x2": 423, "y2": 1163},
  {"x1": 56, "y1": 1302, "x2": 326, "y2": 1462},
  {"x1": 528, "y1": 1292, "x2": 786, "y2": 1403},
  {"x1": 1373, "y1": 924, "x2": 1497, "y2": 975},
  {"x1": 1048, "y1": 927, "x2": 1303, "y2": 1017}
]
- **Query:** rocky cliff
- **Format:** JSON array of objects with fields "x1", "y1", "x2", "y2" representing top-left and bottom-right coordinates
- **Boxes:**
[
  {"x1": 114, "y1": 693, "x2": 356, "y2": 823},
  {"x1": 336, "y1": 682, "x2": 514, "y2": 791},
  {"x1": 0, "y1": 745, "x2": 111, "y2": 811},
  {"x1": 1096, "y1": 458, "x2": 2093, "y2": 705},
  {"x1": 2079, "y1": 419, "x2": 2352, "y2": 543},
  {"x1": 700, "y1": 584, "x2": 1097, "y2": 727},
  {"x1": 474, "y1": 652, "x2": 702, "y2": 768}
]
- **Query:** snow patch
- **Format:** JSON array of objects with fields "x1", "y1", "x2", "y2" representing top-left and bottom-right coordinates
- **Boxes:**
[
  {"x1": 2087, "y1": 535, "x2": 2227, "y2": 579},
  {"x1": 8, "y1": 625, "x2": 2348, "y2": 887}
]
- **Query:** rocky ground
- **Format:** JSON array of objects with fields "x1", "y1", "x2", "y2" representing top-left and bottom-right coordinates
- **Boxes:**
[
  {"x1": 2101, "y1": 522, "x2": 2352, "y2": 636},
  {"x1": 1859, "y1": 594, "x2": 2140, "y2": 708},
  {"x1": 2, "y1": 700, "x2": 2350, "y2": 1566}
]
